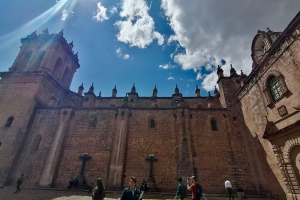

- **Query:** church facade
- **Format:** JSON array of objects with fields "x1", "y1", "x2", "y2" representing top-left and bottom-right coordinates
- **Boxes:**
[{"x1": 0, "y1": 12, "x2": 299, "y2": 200}]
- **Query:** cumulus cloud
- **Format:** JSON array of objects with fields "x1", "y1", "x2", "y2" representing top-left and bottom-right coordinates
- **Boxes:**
[
  {"x1": 123, "y1": 54, "x2": 130, "y2": 59},
  {"x1": 159, "y1": 63, "x2": 176, "y2": 70},
  {"x1": 115, "y1": 0, "x2": 164, "y2": 48},
  {"x1": 167, "y1": 76, "x2": 174, "y2": 80},
  {"x1": 161, "y1": 0, "x2": 300, "y2": 91},
  {"x1": 93, "y1": 2, "x2": 109, "y2": 22},
  {"x1": 61, "y1": 9, "x2": 68, "y2": 21}
]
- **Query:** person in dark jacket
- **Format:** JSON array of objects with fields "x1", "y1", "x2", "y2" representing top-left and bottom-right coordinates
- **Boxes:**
[
  {"x1": 121, "y1": 176, "x2": 141, "y2": 200},
  {"x1": 174, "y1": 177, "x2": 187, "y2": 200},
  {"x1": 92, "y1": 178, "x2": 105, "y2": 200},
  {"x1": 14, "y1": 174, "x2": 24, "y2": 193}
]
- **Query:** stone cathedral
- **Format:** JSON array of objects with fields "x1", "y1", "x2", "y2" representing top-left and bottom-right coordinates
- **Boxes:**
[{"x1": 0, "y1": 12, "x2": 300, "y2": 200}]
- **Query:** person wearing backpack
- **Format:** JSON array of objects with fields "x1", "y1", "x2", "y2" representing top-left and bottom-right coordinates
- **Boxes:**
[
  {"x1": 187, "y1": 176, "x2": 202, "y2": 200},
  {"x1": 174, "y1": 177, "x2": 187, "y2": 200}
]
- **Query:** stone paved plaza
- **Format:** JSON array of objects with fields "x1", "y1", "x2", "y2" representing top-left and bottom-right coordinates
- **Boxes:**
[{"x1": 0, "y1": 186, "x2": 275, "y2": 200}]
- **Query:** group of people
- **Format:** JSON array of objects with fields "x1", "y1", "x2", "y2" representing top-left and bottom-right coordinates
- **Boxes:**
[
  {"x1": 174, "y1": 176, "x2": 203, "y2": 200},
  {"x1": 13, "y1": 173, "x2": 245, "y2": 200},
  {"x1": 92, "y1": 176, "x2": 148, "y2": 200},
  {"x1": 174, "y1": 176, "x2": 246, "y2": 200},
  {"x1": 225, "y1": 179, "x2": 246, "y2": 200}
]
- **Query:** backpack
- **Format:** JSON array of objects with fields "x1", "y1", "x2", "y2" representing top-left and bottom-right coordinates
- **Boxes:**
[{"x1": 196, "y1": 183, "x2": 203, "y2": 199}]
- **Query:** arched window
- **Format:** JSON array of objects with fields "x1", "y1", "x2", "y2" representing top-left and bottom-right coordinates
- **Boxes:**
[
  {"x1": 62, "y1": 67, "x2": 71, "y2": 85},
  {"x1": 211, "y1": 119, "x2": 218, "y2": 131},
  {"x1": 31, "y1": 50, "x2": 46, "y2": 70},
  {"x1": 4, "y1": 117, "x2": 14, "y2": 127},
  {"x1": 22, "y1": 51, "x2": 32, "y2": 69},
  {"x1": 263, "y1": 70, "x2": 288, "y2": 106},
  {"x1": 150, "y1": 119, "x2": 156, "y2": 128},
  {"x1": 53, "y1": 57, "x2": 63, "y2": 79},
  {"x1": 268, "y1": 76, "x2": 283, "y2": 101}
]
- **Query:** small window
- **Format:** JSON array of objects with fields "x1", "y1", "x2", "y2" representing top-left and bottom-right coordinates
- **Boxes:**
[
  {"x1": 211, "y1": 119, "x2": 218, "y2": 131},
  {"x1": 90, "y1": 118, "x2": 97, "y2": 128},
  {"x1": 5, "y1": 117, "x2": 14, "y2": 127},
  {"x1": 150, "y1": 119, "x2": 156, "y2": 128},
  {"x1": 268, "y1": 76, "x2": 283, "y2": 101}
]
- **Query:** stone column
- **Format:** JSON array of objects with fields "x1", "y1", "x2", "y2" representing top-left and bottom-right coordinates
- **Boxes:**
[
  {"x1": 107, "y1": 109, "x2": 130, "y2": 190},
  {"x1": 39, "y1": 109, "x2": 72, "y2": 187}
]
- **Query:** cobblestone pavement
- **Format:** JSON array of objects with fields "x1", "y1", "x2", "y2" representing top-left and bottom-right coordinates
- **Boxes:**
[
  {"x1": 0, "y1": 187, "x2": 274, "y2": 200},
  {"x1": 0, "y1": 187, "x2": 106, "y2": 200}
]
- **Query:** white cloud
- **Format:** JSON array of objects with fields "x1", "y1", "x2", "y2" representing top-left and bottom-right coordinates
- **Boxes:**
[
  {"x1": 201, "y1": 72, "x2": 219, "y2": 91},
  {"x1": 159, "y1": 63, "x2": 175, "y2": 70},
  {"x1": 110, "y1": 6, "x2": 118, "y2": 14},
  {"x1": 161, "y1": 0, "x2": 300, "y2": 91},
  {"x1": 61, "y1": 9, "x2": 68, "y2": 21},
  {"x1": 116, "y1": 48, "x2": 130, "y2": 59},
  {"x1": 116, "y1": 48, "x2": 122, "y2": 57},
  {"x1": 167, "y1": 76, "x2": 174, "y2": 80},
  {"x1": 196, "y1": 73, "x2": 203, "y2": 80},
  {"x1": 115, "y1": 0, "x2": 164, "y2": 48},
  {"x1": 93, "y1": 2, "x2": 109, "y2": 22}
]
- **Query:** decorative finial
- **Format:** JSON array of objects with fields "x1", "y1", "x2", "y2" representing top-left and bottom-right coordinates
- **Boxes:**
[
  {"x1": 195, "y1": 85, "x2": 200, "y2": 96},
  {"x1": 208, "y1": 91, "x2": 211, "y2": 97},
  {"x1": 214, "y1": 86, "x2": 219, "y2": 93},
  {"x1": 88, "y1": 83, "x2": 94, "y2": 93},
  {"x1": 230, "y1": 64, "x2": 237, "y2": 76},
  {"x1": 58, "y1": 29, "x2": 64, "y2": 36},
  {"x1": 42, "y1": 28, "x2": 49, "y2": 35},
  {"x1": 99, "y1": 91, "x2": 101, "y2": 97},
  {"x1": 69, "y1": 41, "x2": 74, "y2": 48},
  {"x1": 131, "y1": 83, "x2": 136, "y2": 92},
  {"x1": 241, "y1": 70, "x2": 243, "y2": 75},
  {"x1": 79, "y1": 83, "x2": 84, "y2": 89}
]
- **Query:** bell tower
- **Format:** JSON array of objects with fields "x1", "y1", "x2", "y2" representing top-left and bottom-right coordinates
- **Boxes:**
[
  {"x1": 0, "y1": 29, "x2": 80, "y2": 186},
  {"x1": 9, "y1": 29, "x2": 79, "y2": 89}
]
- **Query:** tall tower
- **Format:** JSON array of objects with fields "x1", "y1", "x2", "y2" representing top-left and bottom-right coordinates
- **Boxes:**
[
  {"x1": 0, "y1": 29, "x2": 79, "y2": 186},
  {"x1": 9, "y1": 29, "x2": 79, "y2": 89}
]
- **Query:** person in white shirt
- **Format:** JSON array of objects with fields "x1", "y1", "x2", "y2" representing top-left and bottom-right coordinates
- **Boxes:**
[{"x1": 224, "y1": 179, "x2": 234, "y2": 200}]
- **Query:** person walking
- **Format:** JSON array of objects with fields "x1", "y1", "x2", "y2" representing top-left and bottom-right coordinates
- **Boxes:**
[
  {"x1": 92, "y1": 178, "x2": 105, "y2": 200},
  {"x1": 174, "y1": 177, "x2": 187, "y2": 200},
  {"x1": 14, "y1": 174, "x2": 24, "y2": 193},
  {"x1": 187, "y1": 176, "x2": 202, "y2": 200},
  {"x1": 121, "y1": 176, "x2": 141, "y2": 200},
  {"x1": 224, "y1": 179, "x2": 234, "y2": 200}
]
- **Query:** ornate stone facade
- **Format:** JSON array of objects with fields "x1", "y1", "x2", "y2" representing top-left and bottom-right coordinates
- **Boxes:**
[{"x1": 0, "y1": 12, "x2": 299, "y2": 200}]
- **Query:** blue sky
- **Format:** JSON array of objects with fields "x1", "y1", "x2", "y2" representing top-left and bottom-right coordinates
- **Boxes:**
[{"x1": 0, "y1": 0, "x2": 299, "y2": 97}]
